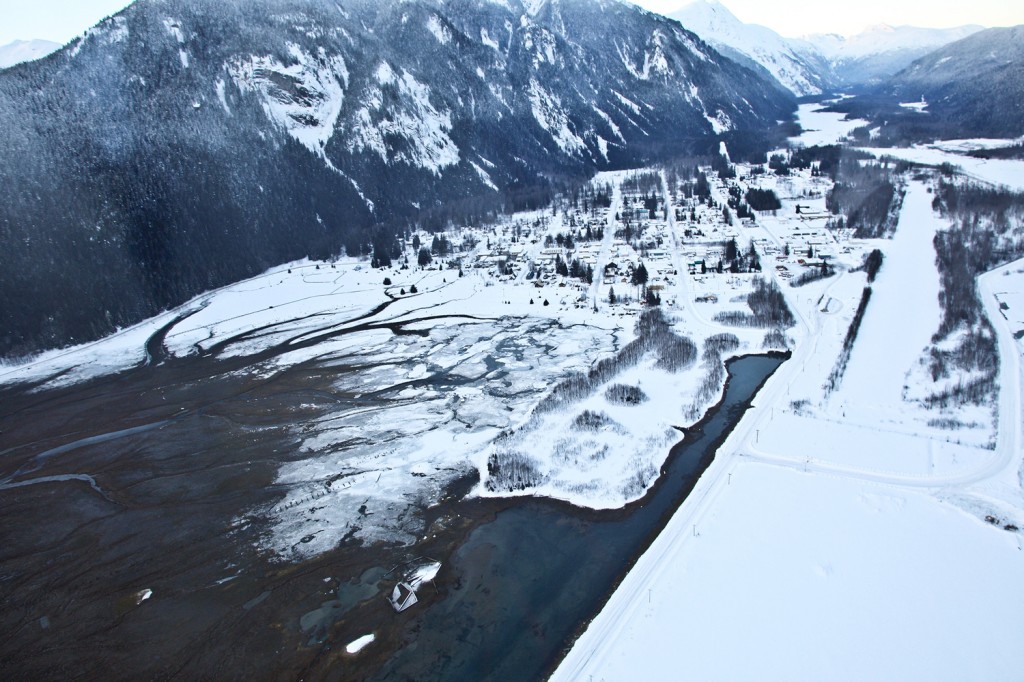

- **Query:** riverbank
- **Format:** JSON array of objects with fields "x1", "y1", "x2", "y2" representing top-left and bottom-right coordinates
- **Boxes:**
[
  {"x1": 362, "y1": 354, "x2": 786, "y2": 681},
  {"x1": 552, "y1": 178, "x2": 1024, "y2": 682},
  {"x1": 0, "y1": 347, "x2": 784, "y2": 681}
]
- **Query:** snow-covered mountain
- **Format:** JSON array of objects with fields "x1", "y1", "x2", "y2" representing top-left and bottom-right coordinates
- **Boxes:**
[
  {"x1": 669, "y1": 0, "x2": 833, "y2": 97},
  {"x1": 0, "y1": 39, "x2": 61, "y2": 69},
  {"x1": 889, "y1": 25, "x2": 1024, "y2": 137},
  {"x1": 823, "y1": 24, "x2": 1023, "y2": 141},
  {"x1": 806, "y1": 23, "x2": 983, "y2": 86},
  {"x1": 0, "y1": 0, "x2": 795, "y2": 357},
  {"x1": 665, "y1": 2, "x2": 984, "y2": 95}
]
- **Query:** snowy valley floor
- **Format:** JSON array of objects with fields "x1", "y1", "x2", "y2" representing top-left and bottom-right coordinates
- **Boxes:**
[
  {"x1": 552, "y1": 188, "x2": 1024, "y2": 681},
  {"x1": 3, "y1": 104, "x2": 1024, "y2": 679}
]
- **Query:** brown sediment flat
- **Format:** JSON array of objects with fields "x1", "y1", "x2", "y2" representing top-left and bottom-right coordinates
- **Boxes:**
[
  {"x1": 0, "y1": 307, "x2": 785, "y2": 682},
  {"x1": 0, "y1": 298, "x2": 527, "y2": 680}
]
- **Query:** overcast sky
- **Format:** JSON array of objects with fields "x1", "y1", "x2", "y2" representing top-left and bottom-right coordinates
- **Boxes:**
[
  {"x1": 1, "y1": 0, "x2": 1022, "y2": 45},
  {"x1": 0, "y1": 0, "x2": 134, "y2": 45},
  {"x1": 633, "y1": 0, "x2": 1023, "y2": 36}
]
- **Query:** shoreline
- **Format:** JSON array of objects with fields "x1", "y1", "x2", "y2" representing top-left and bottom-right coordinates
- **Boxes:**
[
  {"x1": 328, "y1": 351, "x2": 788, "y2": 681},
  {"x1": 0, "y1": 327, "x2": 787, "y2": 681},
  {"x1": 539, "y1": 351, "x2": 789, "y2": 679}
]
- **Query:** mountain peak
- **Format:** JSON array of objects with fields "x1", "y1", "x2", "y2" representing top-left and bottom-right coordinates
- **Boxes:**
[
  {"x1": 675, "y1": 0, "x2": 731, "y2": 19},
  {"x1": 0, "y1": 0, "x2": 795, "y2": 357},
  {"x1": 670, "y1": 1, "x2": 831, "y2": 96},
  {"x1": 0, "y1": 39, "x2": 62, "y2": 69}
]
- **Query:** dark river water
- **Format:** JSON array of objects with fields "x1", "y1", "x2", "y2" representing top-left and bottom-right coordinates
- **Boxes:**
[
  {"x1": 373, "y1": 353, "x2": 785, "y2": 681},
  {"x1": 0, "y1": 341, "x2": 783, "y2": 681}
]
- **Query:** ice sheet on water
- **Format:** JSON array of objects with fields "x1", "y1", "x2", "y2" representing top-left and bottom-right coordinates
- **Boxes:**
[{"x1": 345, "y1": 633, "x2": 375, "y2": 654}]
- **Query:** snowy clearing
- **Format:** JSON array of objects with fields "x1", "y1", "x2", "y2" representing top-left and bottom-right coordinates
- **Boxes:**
[
  {"x1": 860, "y1": 145, "x2": 1024, "y2": 191},
  {"x1": 552, "y1": 462, "x2": 1024, "y2": 682},
  {"x1": 789, "y1": 102, "x2": 867, "y2": 148}
]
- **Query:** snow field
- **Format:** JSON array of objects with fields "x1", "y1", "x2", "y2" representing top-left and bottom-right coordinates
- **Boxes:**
[
  {"x1": 554, "y1": 107, "x2": 1024, "y2": 682},
  {"x1": 860, "y1": 145, "x2": 1024, "y2": 192},
  {"x1": 789, "y1": 102, "x2": 868, "y2": 148},
  {"x1": 552, "y1": 462, "x2": 1024, "y2": 682}
]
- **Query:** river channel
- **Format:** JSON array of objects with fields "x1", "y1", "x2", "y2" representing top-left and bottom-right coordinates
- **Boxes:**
[
  {"x1": 369, "y1": 353, "x2": 785, "y2": 681},
  {"x1": 0, "y1": 347, "x2": 782, "y2": 680}
]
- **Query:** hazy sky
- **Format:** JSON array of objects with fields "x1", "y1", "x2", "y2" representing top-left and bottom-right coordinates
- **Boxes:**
[
  {"x1": 1, "y1": 0, "x2": 1022, "y2": 45},
  {"x1": 0, "y1": 0, "x2": 134, "y2": 45},
  {"x1": 633, "y1": 0, "x2": 1024, "y2": 36}
]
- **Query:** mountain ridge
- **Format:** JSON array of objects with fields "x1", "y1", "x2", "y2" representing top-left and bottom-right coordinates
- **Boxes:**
[
  {"x1": 669, "y1": 0, "x2": 833, "y2": 97},
  {"x1": 0, "y1": 39, "x2": 62, "y2": 69},
  {"x1": 665, "y1": 2, "x2": 985, "y2": 94},
  {"x1": 804, "y1": 23, "x2": 983, "y2": 85},
  {"x1": 0, "y1": 0, "x2": 795, "y2": 357},
  {"x1": 888, "y1": 25, "x2": 1024, "y2": 137}
]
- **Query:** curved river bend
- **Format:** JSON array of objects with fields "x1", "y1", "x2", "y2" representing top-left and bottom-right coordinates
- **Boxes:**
[
  {"x1": 0, "y1": 350, "x2": 782, "y2": 681},
  {"x1": 373, "y1": 353, "x2": 785, "y2": 681}
]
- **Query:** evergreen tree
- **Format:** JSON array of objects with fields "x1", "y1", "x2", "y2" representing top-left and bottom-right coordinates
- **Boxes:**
[
  {"x1": 631, "y1": 261, "x2": 649, "y2": 287},
  {"x1": 556, "y1": 257, "x2": 569, "y2": 277},
  {"x1": 745, "y1": 188, "x2": 782, "y2": 212},
  {"x1": 725, "y1": 238, "x2": 739, "y2": 263},
  {"x1": 431, "y1": 235, "x2": 450, "y2": 257}
]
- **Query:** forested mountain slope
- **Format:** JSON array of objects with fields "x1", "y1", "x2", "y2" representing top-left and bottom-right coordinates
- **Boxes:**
[{"x1": 0, "y1": 0, "x2": 795, "y2": 357}]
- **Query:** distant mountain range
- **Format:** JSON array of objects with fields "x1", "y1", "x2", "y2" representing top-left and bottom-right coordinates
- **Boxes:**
[
  {"x1": 833, "y1": 25, "x2": 1024, "y2": 140},
  {"x1": 668, "y1": 1, "x2": 830, "y2": 97},
  {"x1": 0, "y1": 39, "x2": 61, "y2": 69},
  {"x1": 668, "y1": 1, "x2": 983, "y2": 95},
  {"x1": 666, "y1": 2, "x2": 1023, "y2": 140},
  {"x1": 0, "y1": 0, "x2": 795, "y2": 357},
  {"x1": 808, "y1": 23, "x2": 984, "y2": 86}
]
